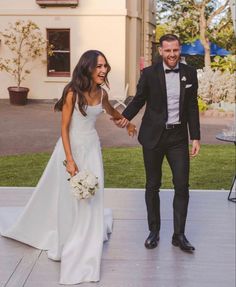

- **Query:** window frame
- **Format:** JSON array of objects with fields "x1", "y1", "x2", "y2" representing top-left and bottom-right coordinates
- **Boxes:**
[
  {"x1": 47, "y1": 28, "x2": 71, "y2": 77},
  {"x1": 36, "y1": 0, "x2": 78, "y2": 7}
]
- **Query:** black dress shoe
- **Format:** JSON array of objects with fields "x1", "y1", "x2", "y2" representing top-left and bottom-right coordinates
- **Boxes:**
[
  {"x1": 144, "y1": 231, "x2": 160, "y2": 249},
  {"x1": 172, "y1": 234, "x2": 195, "y2": 252}
]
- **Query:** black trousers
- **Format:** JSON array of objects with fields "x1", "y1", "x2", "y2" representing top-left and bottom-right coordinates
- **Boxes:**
[{"x1": 142, "y1": 127, "x2": 190, "y2": 234}]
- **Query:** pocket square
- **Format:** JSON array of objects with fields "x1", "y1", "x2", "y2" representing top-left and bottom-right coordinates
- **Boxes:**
[{"x1": 186, "y1": 84, "x2": 192, "y2": 88}]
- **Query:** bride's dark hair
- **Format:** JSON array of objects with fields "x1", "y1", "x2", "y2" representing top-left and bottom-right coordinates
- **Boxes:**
[{"x1": 54, "y1": 50, "x2": 111, "y2": 116}]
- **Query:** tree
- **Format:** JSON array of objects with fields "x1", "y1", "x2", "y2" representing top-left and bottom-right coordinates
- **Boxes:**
[
  {"x1": 155, "y1": 24, "x2": 168, "y2": 43},
  {"x1": 0, "y1": 20, "x2": 51, "y2": 87},
  {"x1": 157, "y1": 0, "x2": 232, "y2": 67},
  {"x1": 212, "y1": 9, "x2": 236, "y2": 52}
]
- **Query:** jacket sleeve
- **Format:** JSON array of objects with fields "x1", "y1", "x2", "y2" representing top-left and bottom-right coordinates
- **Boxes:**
[
  {"x1": 187, "y1": 68, "x2": 201, "y2": 140},
  {"x1": 122, "y1": 69, "x2": 148, "y2": 121}
]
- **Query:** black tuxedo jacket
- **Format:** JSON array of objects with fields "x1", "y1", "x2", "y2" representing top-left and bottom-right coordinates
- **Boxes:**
[{"x1": 123, "y1": 62, "x2": 201, "y2": 149}]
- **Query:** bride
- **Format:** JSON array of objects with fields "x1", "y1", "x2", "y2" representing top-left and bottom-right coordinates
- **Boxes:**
[{"x1": 0, "y1": 50, "x2": 136, "y2": 285}]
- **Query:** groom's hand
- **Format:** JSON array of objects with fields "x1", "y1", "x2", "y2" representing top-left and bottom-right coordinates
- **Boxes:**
[
  {"x1": 190, "y1": 140, "x2": 200, "y2": 158},
  {"x1": 111, "y1": 117, "x2": 129, "y2": 128}
]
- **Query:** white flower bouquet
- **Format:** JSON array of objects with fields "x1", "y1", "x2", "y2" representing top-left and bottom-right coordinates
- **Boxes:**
[
  {"x1": 70, "y1": 170, "x2": 99, "y2": 199},
  {"x1": 63, "y1": 160, "x2": 98, "y2": 199}
]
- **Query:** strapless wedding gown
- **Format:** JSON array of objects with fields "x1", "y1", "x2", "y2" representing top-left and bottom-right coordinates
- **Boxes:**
[{"x1": 0, "y1": 96, "x2": 113, "y2": 284}]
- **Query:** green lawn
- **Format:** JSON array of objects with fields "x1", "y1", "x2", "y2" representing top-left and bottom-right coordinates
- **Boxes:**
[{"x1": 0, "y1": 145, "x2": 234, "y2": 190}]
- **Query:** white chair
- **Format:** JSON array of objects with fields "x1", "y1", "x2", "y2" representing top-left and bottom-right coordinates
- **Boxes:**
[{"x1": 113, "y1": 83, "x2": 129, "y2": 109}]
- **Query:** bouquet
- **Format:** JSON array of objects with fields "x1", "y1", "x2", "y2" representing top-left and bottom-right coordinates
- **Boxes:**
[
  {"x1": 70, "y1": 170, "x2": 99, "y2": 200},
  {"x1": 63, "y1": 161, "x2": 98, "y2": 199}
]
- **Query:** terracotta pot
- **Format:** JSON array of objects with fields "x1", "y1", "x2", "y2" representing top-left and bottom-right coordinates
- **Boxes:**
[{"x1": 8, "y1": 86, "x2": 29, "y2": 106}]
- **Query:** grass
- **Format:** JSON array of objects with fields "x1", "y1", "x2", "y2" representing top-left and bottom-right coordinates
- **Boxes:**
[{"x1": 0, "y1": 145, "x2": 235, "y2": 190}]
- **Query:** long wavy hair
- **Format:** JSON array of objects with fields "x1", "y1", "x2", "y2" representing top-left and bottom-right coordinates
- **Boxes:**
[{"x1": 54, "y1": 50, "x2": 111, "y2": 116}]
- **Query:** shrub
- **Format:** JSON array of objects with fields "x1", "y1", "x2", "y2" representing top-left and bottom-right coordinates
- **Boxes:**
[
  {"x1": 198, "y1": 97, "x2": 208, "y2": 111},
  {"x1": 197, "y1": 67, "x2": 235, "y2": 104},
  {"x1": 211, "y1": 55, "x2": 236, "y2": 74}
]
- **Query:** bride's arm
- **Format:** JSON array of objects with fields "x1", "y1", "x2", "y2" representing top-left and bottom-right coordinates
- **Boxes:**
[
  {"x1": 102, "y1": 89, "x2": 137, "y2": 137},
  {"x1": 61, "y1": 92, "x2": 78, "y2": 176}
]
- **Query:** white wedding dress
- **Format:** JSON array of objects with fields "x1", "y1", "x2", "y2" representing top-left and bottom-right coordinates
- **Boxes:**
[{"x1": 0, "y1": 89, "x2": 113, "y2": 285}]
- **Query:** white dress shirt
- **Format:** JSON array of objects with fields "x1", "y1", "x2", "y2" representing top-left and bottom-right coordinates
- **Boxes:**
[{"x1": 163, "y1": 62, "x2": 181, "y2": 124}]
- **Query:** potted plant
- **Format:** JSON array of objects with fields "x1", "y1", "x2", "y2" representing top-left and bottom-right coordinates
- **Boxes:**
[{"x1": 0, "y1": 20, "x2": 51, "y2": 105}]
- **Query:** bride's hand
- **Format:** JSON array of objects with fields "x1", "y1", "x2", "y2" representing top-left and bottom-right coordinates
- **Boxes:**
[
  {"x1": 66, "y1": 160, "x2": 79, "y2": 177},
  {"x1": 126, "y1": 123, "x2": 137, "y2": 137}
]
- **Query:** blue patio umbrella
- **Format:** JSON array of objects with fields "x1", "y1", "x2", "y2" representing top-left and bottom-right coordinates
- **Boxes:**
[{"x1": 181, "y1": 39, "x2": 230, "y2": 56}]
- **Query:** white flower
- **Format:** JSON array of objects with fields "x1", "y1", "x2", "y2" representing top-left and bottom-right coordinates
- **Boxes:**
[
  {"x1": 76, "y1": 170, "x2": 87, "y2": 181},
  {"x1": 87, "y1": 173, "x2": 98, "y2": 188},
  {"x1": 69, "y1": 170, "x2": 99, "y2": 200},
  {"x1": 181, "y1": 76, "x2": 187, "y2": 81},
  {"x1": 197, "y1": 68, "x2": 235, "y2": 103}
]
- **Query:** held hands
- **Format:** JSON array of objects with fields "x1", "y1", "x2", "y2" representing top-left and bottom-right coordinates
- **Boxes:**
[
  {"x1": 111, "y1": 117, "x2": 130, "y2": 128},
  {"x1": 110, "y1": 116, "x2": 137, "y2": 137}
]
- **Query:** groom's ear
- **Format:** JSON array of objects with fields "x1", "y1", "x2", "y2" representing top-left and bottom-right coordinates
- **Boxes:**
[{"x1": 158, "y1": 47, "x2": 163, "y2": 56}]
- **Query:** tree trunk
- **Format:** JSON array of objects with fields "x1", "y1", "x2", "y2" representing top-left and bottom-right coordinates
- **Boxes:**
[
  {"x1": 204, "y1": 45, "x2": 211, "y2": 67},
  {"x1": 199, "y1": 2, "x2": 211, "y2": 68}
]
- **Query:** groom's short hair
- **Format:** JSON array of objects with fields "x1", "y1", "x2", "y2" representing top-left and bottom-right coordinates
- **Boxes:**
[{"x1": 159, "y1": 34, "x2": 181, "y2": 46}]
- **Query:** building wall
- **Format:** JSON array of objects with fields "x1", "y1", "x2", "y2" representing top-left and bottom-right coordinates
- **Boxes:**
[
  {"x1": 126, "y1": 0, "x2": 156, "y2": 96},
  {"x1": 0, "y1": 0, "x2": 156, "y2": 100}
]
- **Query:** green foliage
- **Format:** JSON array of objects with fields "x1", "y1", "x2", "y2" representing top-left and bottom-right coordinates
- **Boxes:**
[
  {"x1": 211, "y1": 55, "x2": 236, "y2": 74},
  {"x1": 156, "y1": 24, "x2": 168, "y2": 43},
  {"x1": 0, "y1": 20, "x2": 52, "y2": 87},
  {"x1": 185, "y1": 55, "x2": 205, "y2": 69},
  {"x1": 156, "y1": 0, "x2": 234, "y2": 67},
  {"x1": 157, "y1": 0, "x2": 203, "y2": 42},
  {"x1": 198, "y1": 97, "x2": 208, "y2": 111},
  {"x1": 0, "y1": 145, "x2": 235, "y2": 190},
  {"x1": 211, "y1": 10, "x2": 236, "y2": 53}
]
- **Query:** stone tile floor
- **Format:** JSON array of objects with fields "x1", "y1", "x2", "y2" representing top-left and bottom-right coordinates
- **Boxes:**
[{"x1": 0, "y1": 188, "x2": 235, "y2": 287}]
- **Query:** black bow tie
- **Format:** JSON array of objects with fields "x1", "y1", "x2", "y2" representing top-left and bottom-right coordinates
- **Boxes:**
[{"x1": 165, "y1": 68, "x2": 180, "y2": 74}]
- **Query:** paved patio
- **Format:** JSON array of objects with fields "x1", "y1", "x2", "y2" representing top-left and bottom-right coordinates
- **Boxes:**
[
  {"x1": 0, "y1": 187, "x2": 235, "y2": 287},
  {"x1": 0, "y1": 100, "x2": 234, "y2": 156}
]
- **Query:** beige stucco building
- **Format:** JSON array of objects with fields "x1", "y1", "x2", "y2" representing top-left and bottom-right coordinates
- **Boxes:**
[{"x1": 0, "y1": 0, "x2": 156, "y2": 101}]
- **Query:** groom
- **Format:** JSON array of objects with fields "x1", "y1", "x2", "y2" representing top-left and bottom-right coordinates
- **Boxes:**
[{"x1": 116, "y1": 34, "x2": 200, "y2": 252}]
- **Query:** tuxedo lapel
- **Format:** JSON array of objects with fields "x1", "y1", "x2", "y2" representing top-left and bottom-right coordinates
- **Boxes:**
[
  {"x1": 179, "y1": 63, "x2": 187, "y2": 120},
  {"x1": 155, "y1": 63, "x2": 168, "y2": 113}
]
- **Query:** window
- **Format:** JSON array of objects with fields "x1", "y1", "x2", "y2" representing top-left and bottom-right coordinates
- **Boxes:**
[
  {"x1": 36, "y1": 0, "x2": 78, "y2": 7},
  {"x1": 47, "y1": 29, "x2": 70, "y2": 77}
]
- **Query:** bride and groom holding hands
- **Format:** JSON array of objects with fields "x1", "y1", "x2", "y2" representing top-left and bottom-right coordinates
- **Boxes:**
[{"x1": 0, "y1": 34, "x2": 200, "y2": 285}]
